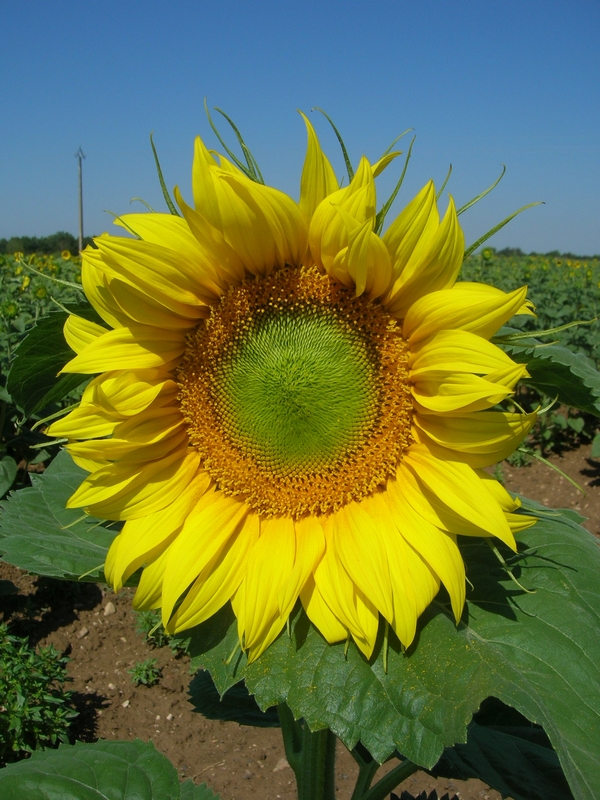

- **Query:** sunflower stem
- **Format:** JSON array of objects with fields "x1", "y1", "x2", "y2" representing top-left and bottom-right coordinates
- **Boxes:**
[
  {"x1": 278, "y1": 703, "x2": 336, "y2": 800},
  {"x1": 360, "y1": 757, "x2": 420, "y2": 800},
  {"x1": 350, "y1": 743, "x2": 379, "y2": 798}
]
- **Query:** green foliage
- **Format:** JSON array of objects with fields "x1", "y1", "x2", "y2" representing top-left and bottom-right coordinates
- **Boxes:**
[
  {"x1": 0, "y1": 253, "x2": 83, "y2": 375},
  {"x1": 0, "y1": 622, "x2": 77, "y2": 764},
  {"x1": 6, "y1": 305, "x2": 99, "y2": 417},
  {"x1": 0, "y1": 253, "x2": 93, "y2": 501},
  {"x1": 0, "y1": 449, "x2": 119, "y2": 582},
  {"x1": 464, "y1": 251, "x2": 600, "y2": 450},
  {"x1": 432, "y1": 698, "x2": 573, "y2": 800},
  {"x1": 463, "y1": 251, "x2": 600, "y2": 363},
  {"x1": 134, "y1": 609, "x2": 190, "y2": 656},
  {"x1": 128, "y1": 658, "x2": 162, "y2": 687},
  {"x1": 189, "y1": 670, "x2": 280, "y2": 727},
  {"x1": 185, "y1": 505, "x2": 600, "y2": 799},
  {"x1": 0, "y1": 455, "x2": 17, "y2": 497},
  {"x1": 0, "y1": 739, "x2": 220, "y2": 799}
]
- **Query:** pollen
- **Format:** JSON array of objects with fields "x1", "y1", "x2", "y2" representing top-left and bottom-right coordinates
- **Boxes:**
[{"x1": 178, "y1": 265, "x2": 413, "y2": 517}]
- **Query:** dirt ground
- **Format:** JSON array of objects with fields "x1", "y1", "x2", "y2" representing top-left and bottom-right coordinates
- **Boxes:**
[{"x1": 2, "y1": 443, "x2": 599, "y2": 800}]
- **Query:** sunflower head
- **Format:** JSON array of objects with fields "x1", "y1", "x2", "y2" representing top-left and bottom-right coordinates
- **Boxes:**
[{"x1": 49, "y1": 112, "x2": 536, "y2": 662}]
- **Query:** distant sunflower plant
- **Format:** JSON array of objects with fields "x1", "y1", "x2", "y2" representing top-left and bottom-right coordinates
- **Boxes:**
[{"x1": 5, "y1": 109, "x2": 600, "y2": 800}]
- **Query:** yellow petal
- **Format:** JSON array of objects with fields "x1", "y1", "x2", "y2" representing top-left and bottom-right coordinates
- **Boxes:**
[
  {"x1": 384, "y1": 196, "x2": 464, "y2": 318},
  {"x1": 235, "y1": 517, "x2": 296, "y2": 654},
  {"x1": 68, "y1": 448, "x2": 200, "y2": 521},
  {"x1": 371, "y1": 151, "x2": 402, "y2": 177},
  {"x1": 191, "y1": 135, "x2": 222, "y2": 230},
  {"x1": 216, "y1": 171, "x2": 307, "y2": 274},
  {"x1": 331, "y1": 502, "x2": 394, "y2": 623},
  {"x1": 277, "y1": 515, "x2": 326, "y2": 617},
  {"x1": 47, "y1": 405, "x2": 118, "y2": 440},
  {"x1": 63, "y1": 315, "x2": 107, "y2": 354},
  {"x1": 330, "y1": 211, "x2": 392, "y2": 299},
  {"x1": 90, "y1": 370, "x2": 178, "y2": 417},
  {"x1": 415, "y1": 410, "x2": 537, "y2": 467},
  {"x1": 160, "y1": 490, "x2": 248, "y2": 622},
  {"x1": 409, "y1": 330, "x2": 520, "y2": 378},
  {"x1": 94, "y1": 236, "x2": 215, "y2": 309},
  {"x1": 382, "y1": 181, "x2": 438, "y2": 282},
  {"x1": 382, "y1": 485, "x2": 465, "y2": 622},
  {"x1": 404, "y1": 283, "x2": 534, "y2": 344},
  {"x1": 313, "y1": 523, "x2": 379, "y2": 658},
  {"x1": 412, "y1": 372, "x2": 515, "y2": 413},
  {"x1": 60, "y1": 325, "x2": 186, "y2": 374},
  {"x1": 81, "y1": 246, "x2": 131, "y2": 329},
  {"x1": 105, "y1": 470, "x2": 211, "y2": 590},
  {"x1": 300, "y1": 575, "x2": 348, "y2": 644},
  {"x1": 308, "y1": 157, "x2": 376, "y2": 273},
  {"x1": 168, "y1": 513, "x2": 260, "y2": 632},
  {"x1": 114, "y1": 212, "x2": 207, "y2": 266},
  {"x1": 66, "y1": 410, "x2": 187, "y2": 463},
  {"x1": 298, "y1": 111, "x2": 339, "y2": 222},
  {"x1": 132, "y1": 546, "x2": 171, "y2": 610},
  {"x1": 404, "y1": 445, "x2": 516, "y2": 548},
  {"x1": 175, "y1": 187, "x2": 246, "y2": 284}
]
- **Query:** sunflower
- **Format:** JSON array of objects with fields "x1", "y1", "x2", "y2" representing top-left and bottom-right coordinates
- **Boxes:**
[{"x1": 48, "y1": 115, "x2": 536, "y2": 661}]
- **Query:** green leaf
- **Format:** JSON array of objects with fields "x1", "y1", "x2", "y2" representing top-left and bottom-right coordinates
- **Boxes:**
[
  {"x1": 312, "y1": 107, "x2": 355, "y2": 182},
  {"x1": 0, "y1": 450, "x2": 118, "y2": 581},
  {"x1": 6, "y1": 305, "x2": 100, "y2": 417},
  {"x1": 179, "y1": 781, "x2": 221, "y2": 800},
  {"x1": 189, "y1": 670, "x2": 280, "y2": 728},
  {"x1": 591, "y1": 432, "x2": 600, "y2": 458},
  {"x1": 0, "y1": 739, "x2": 221, "y2": 799},
  {"x1": 432, "y1": 698, "x2": 573, "y2": 800},
  {"x1": 150, "y1": 132, "x2": 181, "y2": 216},
  {"x1": 504, "y1": 338, "x2": 600, "y2": 415},
  {"x1": 0, "y1": 455, "x2": 17, "y2": 497},
  {"x1": 188, "y1": 504, "x2": 600, "y2": 800}
]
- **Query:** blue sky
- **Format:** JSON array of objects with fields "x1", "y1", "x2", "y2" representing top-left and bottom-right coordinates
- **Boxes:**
[{"x1": 1, "y1": 0, "x2": 599, "y2": 254}]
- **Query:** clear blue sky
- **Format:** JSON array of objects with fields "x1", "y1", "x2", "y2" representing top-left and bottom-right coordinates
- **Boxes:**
[{"x1": 1, "y1": 0, "x2": 599, "y2": 254}]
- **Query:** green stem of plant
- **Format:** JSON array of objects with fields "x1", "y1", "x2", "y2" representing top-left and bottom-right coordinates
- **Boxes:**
[
  {"x1": 360, "y1": 757, "x2": 420, "y2": 800},
  {"x1": 277, "y1": 703, "x2": 336, "y2": 800},
  {"x1": 350, "y1": 744, "x2": 379, "y2": 799}
]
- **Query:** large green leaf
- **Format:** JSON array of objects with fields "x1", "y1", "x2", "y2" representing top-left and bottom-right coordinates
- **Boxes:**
[
  {"x1": 496, "y1": 329, "x2": 600, "y2": 415},
  {"x1": 431, "y1": 698, "x2": 572, "y2": 800},
  {"x1": 0, "y1": 739, "x2": 220, "y2": 799},
  {"x1": 6, "y1": 305, "x2": 101, "y2": 417},
  {"x1": 189, "y1": 670, "x2": 280, "y2": 728},
  {"x1": 0, "y1": 449, "x2": 118, "y2": 581},
  {"x1": 188, "y1": 503, "x2": 600, "y2": 800},
  {"x1": 0, "y1": 455, "x2": 17, "y2": 497}
]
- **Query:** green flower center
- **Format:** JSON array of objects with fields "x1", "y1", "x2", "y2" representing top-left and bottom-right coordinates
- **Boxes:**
[{"x1": 216, "y1": 309, "x2": 377, "y2": 474}]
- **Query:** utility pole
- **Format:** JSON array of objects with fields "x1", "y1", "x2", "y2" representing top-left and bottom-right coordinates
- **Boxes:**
[{"x1": 75, "y1": 147, "x2": 85, "y2": 252}]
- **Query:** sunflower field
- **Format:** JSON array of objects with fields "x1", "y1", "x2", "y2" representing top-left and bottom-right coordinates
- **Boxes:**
[{"x1": 1, "y1": 112, "x2": 600, "y2": 800}]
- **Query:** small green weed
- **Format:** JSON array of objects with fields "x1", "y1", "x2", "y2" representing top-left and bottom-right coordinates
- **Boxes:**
[
  {"x1": 0, "y1": 622, "x2": 77, "y2": 764},
  {"x1": 128, "y1": 658, "x2": 162, "y2": 687},
  {"x1": 134, "y1": 609, "x2": 190, "y2": 657}
]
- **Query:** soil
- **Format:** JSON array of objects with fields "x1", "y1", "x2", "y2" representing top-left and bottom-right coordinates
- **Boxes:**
[{"x1": 2, "y1": 444, "x2": 599, "y2": 800}]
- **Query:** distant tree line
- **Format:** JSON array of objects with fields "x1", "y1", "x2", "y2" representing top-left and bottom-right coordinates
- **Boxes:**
[
  {"x1": 0, "y1": 232, "x2": 94, "y2": 256},
  {"x1": 0, "y1": 233, "x2": 597, "y2": 260},
  {"x1": 494, "y1": 247, "x2": 600, "y2": 259}
]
